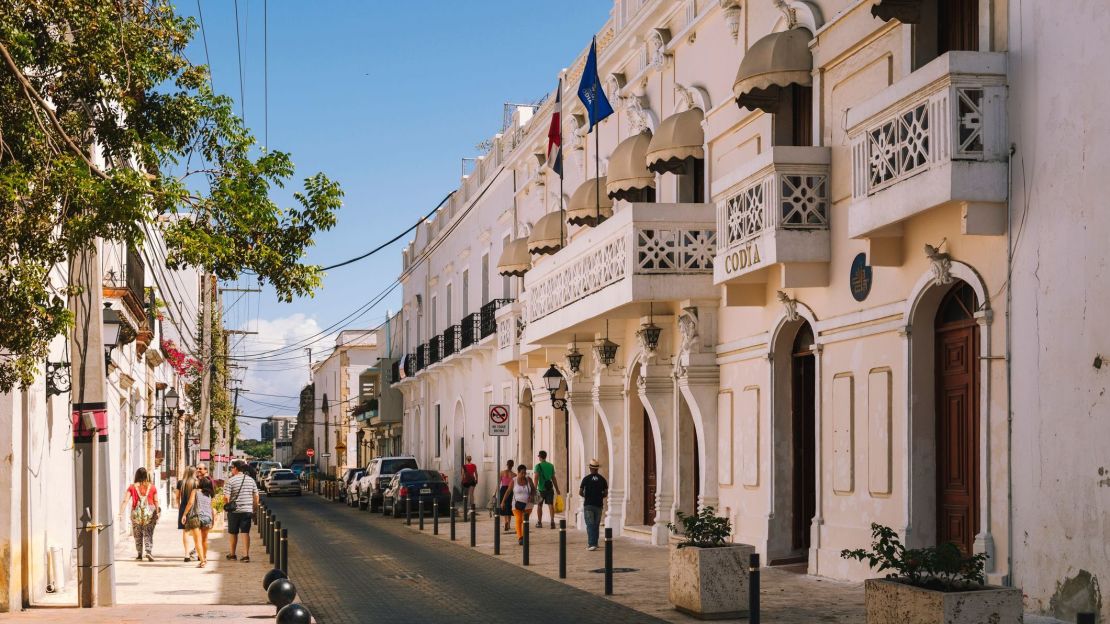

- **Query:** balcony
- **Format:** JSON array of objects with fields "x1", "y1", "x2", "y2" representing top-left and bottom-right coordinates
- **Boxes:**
[
  {"x1": 847, "y1": 51, "x2": 1008, "y2": 256},
  {"x1": 102, "y1": 240, "x2": 151, "y2": 351},
  {"x1": 522, "y1": 202, "x2": 716, "y2": 344},
  {"x1": 480, "y1": 299, "x2": 513, "y2": 339},
  {"x1": 403, "y1": 352, "x2": 416, "y2": 378},
  {"x1": 442, "y1": 325, "x2": 461, "y2": 359},
  {"x1": 428, "y1": 335, "x2": 444, "y2": 365},
  {"x1": 416, "y1": 344, "x2": 428, "y2": 371},
  {"x1": 460, "y1": 312, "x2": 481, "y2": 349},
  {"x1": 712, "y1": 146, "x2": 832, "y2": 293},
  {"x1": 495, "y1": 301, "x2": 523, "y2": 366}
]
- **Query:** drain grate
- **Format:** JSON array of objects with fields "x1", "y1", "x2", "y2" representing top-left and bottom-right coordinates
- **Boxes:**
[
  {"x1": 385, "y1": 572, "x2": 425, "y2": 580},
  {"x1": 589, "y1": 567, "x2": 638, "y2": 574}
]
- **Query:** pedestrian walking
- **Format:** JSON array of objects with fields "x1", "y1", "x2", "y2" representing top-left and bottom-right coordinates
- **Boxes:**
[
  {"x1": 533, "y1": 450, "x2": 560, "y2": 529},
  {"x1": 461, "y1": 454, "x2": 478, "y2": 504},
  {"x1": 119, "y1": 467, "x2": 160, "y2": 561},
  {"x1": 175, "y1": 466, "x2": 198, "y2": 561},
  {"x1": 579, "y1": 459, "x2": 608, "y2": 551},
  {"x1": 223, "y1": 459, "x2": 260, "y2": 562},
  {"x1": 183, "y1": 476, "x2": 215, "y2": 567},
  {"x1": 498, "y1": 459, "x2": 515, "y2": 532},
  {"x1": 501, "y1": 464, "x2": 536, "y2": 545}
]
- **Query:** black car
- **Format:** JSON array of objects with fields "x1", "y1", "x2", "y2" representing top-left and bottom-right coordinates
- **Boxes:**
[{"x1": 382, "y1": 469, "x2": 450, "y2": 517}]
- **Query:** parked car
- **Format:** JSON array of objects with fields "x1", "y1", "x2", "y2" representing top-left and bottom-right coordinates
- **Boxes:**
[
  {"x1": 255, "y1": 461, "x2": 282, "y2": 490},
  {"x1": 266, "y1": 470, "x2": 301, "y2": 496},
  {"x1": 356, "y1": 456, "x2": 418, "y2": 511},
  {"x1": 345, "y1": 470, "x2": 365, "y2": 506},
  {"x1": 338, "y1": 468, "x2": 362, "y2": 503},
  {"x1": 382, "y1": 469, "x2": 450, "y2": 518}
]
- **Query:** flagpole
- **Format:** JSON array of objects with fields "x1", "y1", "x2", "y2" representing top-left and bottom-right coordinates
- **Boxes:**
[
  {"x1": 593, "y1": 37, "x2": 601, "y2": 226},
  {"x1": 559, "y1": 78, "x2": 565, "y2": 248}
]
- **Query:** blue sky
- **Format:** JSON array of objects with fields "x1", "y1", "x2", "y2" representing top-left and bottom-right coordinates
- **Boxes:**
[{"x1": 179, "y1": 2, "x2": 612, "y2": 434}]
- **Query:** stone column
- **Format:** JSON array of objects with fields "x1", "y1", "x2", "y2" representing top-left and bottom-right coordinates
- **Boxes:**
[
  {"x1": 677, "y1": 364, "x2": 720, "y2": 512},
  {"x1": 593, "y1": 381, "x2": 625, "y2": 536},
  {"x1": 638, "y1": 362, "x2": 676, "y2": 546},
  {"x1": 566, "y1": 382, "x2": 595, "y2": 530}
]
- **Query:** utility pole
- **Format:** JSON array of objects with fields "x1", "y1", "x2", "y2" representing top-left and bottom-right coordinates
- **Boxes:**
[{"x1": 199, "y1": 273, "x2": 213, "y2": 469}]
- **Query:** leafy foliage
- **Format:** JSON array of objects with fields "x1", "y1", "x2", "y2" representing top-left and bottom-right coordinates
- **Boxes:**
[
  {"x1": 238, "y1": 438, "x2": 272, "y2": 460},
  {"x1": 0, "y1": 0, "x2": 342, "y2": 391},
  {"x1": 668, "y1": 506, "x2": 732, "y2": 549},
  {"x1": 840, "y1": 523, "x2": 989, "y2": 591}
]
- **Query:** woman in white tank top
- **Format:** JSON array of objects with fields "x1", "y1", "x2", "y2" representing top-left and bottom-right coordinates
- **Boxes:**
[{"x1": 501, "y1": 464, "x2": 535, "y2": 544}]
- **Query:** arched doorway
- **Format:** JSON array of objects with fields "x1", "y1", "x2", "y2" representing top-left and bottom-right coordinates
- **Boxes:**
[
  {"x1": 770, "y1": 317, "x2": 817, "y2": 561},
  {"x1": 643, "y1": 408, "x2": 658, "y2": 525},
  {"x1": 790, "y1": 323, "x2": 816, "y2": 553},
  {"x1": 677, "y1": 395, "x2": 700, "y2": 519},
  {"x1": 934, "y1": 281, "x2": 979, "y2": 554}
]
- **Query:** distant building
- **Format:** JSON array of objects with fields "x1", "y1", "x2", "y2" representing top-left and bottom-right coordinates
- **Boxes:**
[{"x1": 265, "y1": 415, "x2": 297, "y2": 465}]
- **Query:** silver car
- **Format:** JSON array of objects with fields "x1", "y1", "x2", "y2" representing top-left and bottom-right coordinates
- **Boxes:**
[{"x1": 266, "y1": 469, "x2": 301, "y2": 496}]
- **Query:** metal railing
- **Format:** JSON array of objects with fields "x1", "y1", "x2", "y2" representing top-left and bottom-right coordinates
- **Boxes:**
[
  {"x1": 460, "y1": 312, "x2": 481, "y2": 349},
  {"x1": 416, "y1": 345, "x2": 428, "y2": 371},
  {"x1": 390, "y1": 360, "x2": 401, "y2": 384},
  {"x1": 429, "y1": 335, "x2": 443, "y2": 365},
  {"x1": 403, "y1": 352, "x2": 416, "y2": 378},
  {"x1": 480, "y1": 299, "x2": 513, "y2": 339},
  {"x1": 442, "y1": 325, "x2": 461, "y2": 358}
]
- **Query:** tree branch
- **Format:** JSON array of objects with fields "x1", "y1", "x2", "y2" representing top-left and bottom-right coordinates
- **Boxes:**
[{"x1": 0, "y1": 40, "x2": 109, "y2": 180}]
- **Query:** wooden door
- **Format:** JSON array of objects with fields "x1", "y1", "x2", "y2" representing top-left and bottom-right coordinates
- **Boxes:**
[
  {"x1": 643, "y1": 410, "x2": 657, "y2": 526},
  {"x1": 791, "y1": 323, "x2": 817, "y2": 552},
  {"x1": 935, "y1": 283, "x2": 979, "y2": 554}
]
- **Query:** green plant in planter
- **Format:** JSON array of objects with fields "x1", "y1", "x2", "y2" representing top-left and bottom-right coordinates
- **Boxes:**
[
  {"x1": 840, "y1": 523, "x2": 989, "y2": 591},
  {"x1": 667, "y1": 506, "x2": 731, "y2": 548}
]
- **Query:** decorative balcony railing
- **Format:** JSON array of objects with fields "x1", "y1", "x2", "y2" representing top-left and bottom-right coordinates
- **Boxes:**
[
  {"x1": 480, "y1": 299, "x2": 513, "y2": 339},
  {"x1": 102, "y1": 241, "x2": 146, "y2": 307},
  {"x1": 460, "y1": 312, "x2": 481, "y2": 349},
  {"x1": 442, "y1": 325, "x2": 461, "y2": 358},
  {"x1": 428, "y1": 335, "x2": 443, "y2": 365},
  {"x1": 416, "y1": 344, "x2": 428, "y2": 371},
  {"x1": 523, "y1": 203, "x2": 716, "y2": 325},
  {"x1": 403, "y1": 352, "x2": 416, "y2": 378},
  {"x1": 846, "y1": 51, "x2": 1007, "y2": 239}
]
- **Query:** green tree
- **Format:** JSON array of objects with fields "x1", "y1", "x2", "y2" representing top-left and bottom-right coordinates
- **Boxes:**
[
  {"x1": 0, "y1": 0, "x2": 342, "y2": 391},
  {"x1": 238, "y1": 439, "x2": 272, "y2": 460}
]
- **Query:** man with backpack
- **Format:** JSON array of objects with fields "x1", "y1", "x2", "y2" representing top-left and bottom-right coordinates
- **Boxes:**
[{"x1": 533, "y1": 450, "x2": 560, "y2": 529}]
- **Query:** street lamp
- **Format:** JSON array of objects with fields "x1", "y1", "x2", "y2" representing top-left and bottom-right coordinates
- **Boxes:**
[
  {"x1": 543, "y1": 364, "x2": 566, "y2": 410},
  {"x1": 102, "y1": 303, "x2": 122, "y2": 372},
  {"x1": 637, "y1": 302, "x2": 662, "y2": 354},
  {"x1": 594, "y1": 320, "x2": 619, "y2": 368},
  {"x1": 164, "y1": 388, "x2": 179, "y2": 413},
  {"x1": 566, "y1": 335, "x2": 584, "y2": 375}
]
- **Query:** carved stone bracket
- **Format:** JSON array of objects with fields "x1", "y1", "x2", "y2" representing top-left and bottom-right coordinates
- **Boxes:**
[
  {"x1": 924, "y1": 243, "x2": 953, "y2": 286},
  {"x1": 777, "y1": 290, "x2": 800, "y2": 322},
  {"x1": 720, "y1": 0, "x2": 743, "y2": 42},
  {"x1": 648, "y1": 28, "x2": 672, "y2": 71}
]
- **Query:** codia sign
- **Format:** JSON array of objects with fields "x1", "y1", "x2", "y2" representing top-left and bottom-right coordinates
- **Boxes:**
[{"x1": 722, "y1": 242, "x2": 762, "y2": 275}]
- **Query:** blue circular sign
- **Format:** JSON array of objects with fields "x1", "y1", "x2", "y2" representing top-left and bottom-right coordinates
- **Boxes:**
[{"x1": 850, "y1": 253, "x2": 873, "y2": 302}]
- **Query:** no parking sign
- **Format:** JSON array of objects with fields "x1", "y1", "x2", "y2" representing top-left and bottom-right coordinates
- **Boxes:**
[{"x1": 488, "y1": 404, "x2": 510, "y2": 437}]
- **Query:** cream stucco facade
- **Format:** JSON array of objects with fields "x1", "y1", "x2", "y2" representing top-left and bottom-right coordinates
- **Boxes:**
[{"x1": 395, "y1": 0, "x2": 1104, "y2": 618}]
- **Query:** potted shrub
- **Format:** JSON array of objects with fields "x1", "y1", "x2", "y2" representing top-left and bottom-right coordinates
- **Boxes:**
[
  {"x1": 841, "y1": 523, "x2": 1022, "y2": 624},
  {"x1": 667, "y1": 506, "x2": 755, "y2": 620}
]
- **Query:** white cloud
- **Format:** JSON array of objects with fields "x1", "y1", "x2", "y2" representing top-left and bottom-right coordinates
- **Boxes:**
[{"x1": 231, "y1": 313, "x2": 334, "y2": 439}]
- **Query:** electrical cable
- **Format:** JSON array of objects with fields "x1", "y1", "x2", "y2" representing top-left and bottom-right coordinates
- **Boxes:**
[{"x1": 319, "y1": 194, "x2": 449, "y2": 271}]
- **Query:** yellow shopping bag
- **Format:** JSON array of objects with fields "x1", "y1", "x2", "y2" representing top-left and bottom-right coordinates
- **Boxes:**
[{"x1": 554, "y1": 494, "x2": 565, "y2": 513}]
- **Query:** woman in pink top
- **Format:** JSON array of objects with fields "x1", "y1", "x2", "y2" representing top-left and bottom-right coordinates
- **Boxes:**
[
  {"x1": 498, "y1": 459, "x2": 515, "y2": 531},
  {"x1": 118, "y1": 467, "x2": 160, "y2": 561}
]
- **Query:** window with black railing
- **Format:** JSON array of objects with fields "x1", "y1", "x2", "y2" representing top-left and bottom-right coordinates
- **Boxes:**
[
  {"x1": 443, "y1": 325, "x2": 461, "y2": 358},
  {"x1": 126, "y1": 245, "x2": 145, "y2": 305},
  {"x1": 460, "y1": 312, "x2": 481, "y2": 349},
  {"x1": 430, "y1": 336, "x2": 442, "y2": 364},
  {"x1": 390, "y1": 360, "x2": 401, "y2": 384},
  {"x1": 404, "y1": 352, "x2": 416, "y2": 377},
  {"x1": 416, "y1": 344, "x2": 428, "y2": 370},
  {"x1": 480, "y1": 298, "x2": 514, "y2": 338}
]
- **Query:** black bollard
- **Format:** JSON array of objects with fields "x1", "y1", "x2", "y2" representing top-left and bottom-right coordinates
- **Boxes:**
[
  {"x1": 263, "y1": 568, "x2": 286, "y2": 591},
  {"x1": 469, "y1": 504, "x2": 476, "y2": 547},
  {"x1": 604, "y1": 527, "x2": 613, "y2": 595},
  {"x1": 418, "y1": 500, "x2": 425, "y2": 530},
  {"x1": 280, "y1": 528, "x2": 288, "y2": 574},
  {"x1": 1077, "y1": 614, "x2": 1095, "y2": 624},
  {"x1": 523, "y1": 520, "x2": 530, "y2": 565},
  {"x1": 263, "y1": 510, "x2": 270, "y2": 554},
  {"x1": 493, "y1": 508, "x2": 501, "y2": 555},
  {"x1": 276, "y1": 603, "x2": 312, "y2": 624},
  {"x1": 406, "y1": 495, "x2": 412, "y2": 526},
  {"x1": 270, "y1": 520, "x2": 279, "y2": 565},
  {"x1": 267, "y1": 578, "x2": 297, "y2": 612},
  {"x1": 559, "y1": 519, "x2": 566, "y2": 578},
  {"x1": 433, "y1": 501, "x2": 439, "y2": 535},
  {"x1": 450, "y1": 500, "x2": 456, "y2": 541},
  {"x1": 749, "y1": 552, "x2": 760, "y2": 624}
]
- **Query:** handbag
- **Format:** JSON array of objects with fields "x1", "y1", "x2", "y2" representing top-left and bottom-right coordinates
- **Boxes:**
[
  {"x1": 554, "y1": 494, "x2": 565, "y2": 514},
  {"x1": 224, "y1": 476, "x2": 244, "y2": 514}
]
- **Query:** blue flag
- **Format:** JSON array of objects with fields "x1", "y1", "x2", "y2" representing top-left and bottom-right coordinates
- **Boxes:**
[{"x1": 577, "y1": 37, "x2": 613, "y2": 130}]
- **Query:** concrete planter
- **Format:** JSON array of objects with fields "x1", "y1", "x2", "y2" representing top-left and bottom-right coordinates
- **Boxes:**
[
  {"x1": 668, "y1": 543, "x2": 755, "y2": 620},
  {"x1": 864, "y1": 578, "x2": 1023, "y2": 624}
]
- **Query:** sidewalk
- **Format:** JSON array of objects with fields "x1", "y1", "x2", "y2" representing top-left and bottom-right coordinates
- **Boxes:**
[
  {"x1": 388, "y1": 503, "x2": 864, "y2": 623},
  {"x1": 9, "y1": 512, "x2": 275, "y2": 623}
]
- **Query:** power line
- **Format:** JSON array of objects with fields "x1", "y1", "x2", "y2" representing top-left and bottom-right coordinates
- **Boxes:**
[
  {"x1": 320, "y1": 194, "x2": 450, "y2": 271},
  {"x1": 232, "y1": 0, "x2": 246, "y2": 122},
  {"x1": 195, "y1": 0, "x2": 212, "y2": 75}
]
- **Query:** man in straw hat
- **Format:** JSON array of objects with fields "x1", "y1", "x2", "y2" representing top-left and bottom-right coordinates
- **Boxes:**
[{"x1": 579, "y1": 458, "x2": 608, "y2": 551}]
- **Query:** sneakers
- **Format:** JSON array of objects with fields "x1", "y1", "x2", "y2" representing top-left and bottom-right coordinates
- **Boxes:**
[
  {"x1": 588, "y1": 545, "x2": 598, "y2": 551},
  {"x1": 518, "y1": 538, "x2": 524, "y2": 545},
  {"x1": 144, "y1": 554, "x2": 154, "y2": 562},
  {"x1": 535, "y1": 522, "x2": 542, "y2": 528}
]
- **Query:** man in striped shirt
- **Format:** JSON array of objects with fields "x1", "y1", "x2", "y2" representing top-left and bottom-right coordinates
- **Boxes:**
[{"x1": 224, "y1": 459, "x2": 260, "y2": 562}]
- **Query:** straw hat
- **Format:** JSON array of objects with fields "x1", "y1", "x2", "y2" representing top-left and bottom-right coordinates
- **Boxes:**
[{"x1": 588, "y1": 459, "x2": 600, "y2": 468}]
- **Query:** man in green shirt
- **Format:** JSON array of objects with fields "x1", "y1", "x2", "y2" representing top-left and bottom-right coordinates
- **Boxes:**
[{"x1": 533, "y1": 450, "x2": 560, "y2": 529}]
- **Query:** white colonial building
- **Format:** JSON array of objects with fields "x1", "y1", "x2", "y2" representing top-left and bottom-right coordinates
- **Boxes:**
[{"x1": 393, "y1": 0, "x2": 1107, "y2": 618}]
